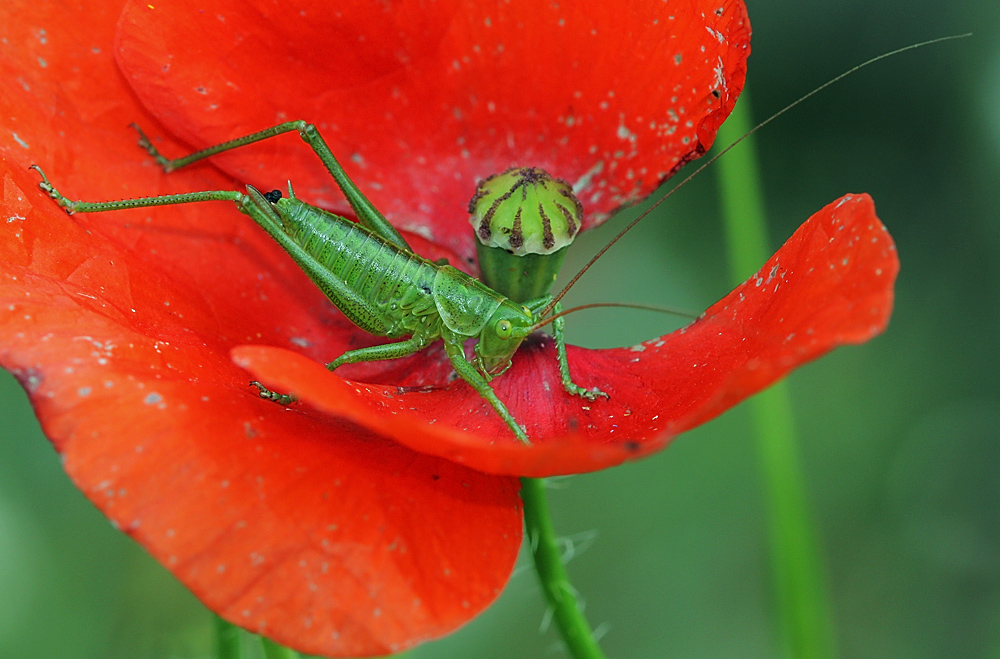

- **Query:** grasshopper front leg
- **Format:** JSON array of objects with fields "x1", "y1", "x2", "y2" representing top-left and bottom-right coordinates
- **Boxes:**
[
  {"x1": 524, "y1": 296, "x2": 608, "y2": 401},
  {"x1": 441, "y1": 331, "x2": 530, "y2": 445}
]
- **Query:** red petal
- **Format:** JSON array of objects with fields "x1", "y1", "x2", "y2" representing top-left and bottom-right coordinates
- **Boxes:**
[
  {"x1": 236, "y1": 193, "x2": 898, "y2": 476},
  {"x1": 115, "y1": 0, "x2": 750, "y2": 261},
  {"x1": 0, "y1": 5, "x2": 521, "y2": 656}
]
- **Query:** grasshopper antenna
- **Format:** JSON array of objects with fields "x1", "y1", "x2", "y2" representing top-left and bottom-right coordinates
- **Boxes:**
[
  {"x1": 527, "y1": 301, "x2": 698, "y2": 334},
  {"x1": 541, "y1": 33, "x2": 971, "y2": 318}
]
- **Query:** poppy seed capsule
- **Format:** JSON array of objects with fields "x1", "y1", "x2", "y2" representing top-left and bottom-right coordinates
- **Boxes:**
[
  {"x1": 469, "y1": 167, "x2": 583, "y2": 302},
  {"x1": 469, "y1": 166, "x2": 582, "y2": 255}
]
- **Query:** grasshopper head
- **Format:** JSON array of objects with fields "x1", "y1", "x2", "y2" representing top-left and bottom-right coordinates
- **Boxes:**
[{"x1": 474, "y1": 300, "x2": 535, "y2": 377}]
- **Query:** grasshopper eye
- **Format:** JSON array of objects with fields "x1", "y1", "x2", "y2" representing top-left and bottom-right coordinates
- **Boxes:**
[
  {"x1": 263, "y1": 189, "x2": 282, "y2": 203},
  {"x1": 495, "y1": 319, "x2": 513, "y2": 339}
]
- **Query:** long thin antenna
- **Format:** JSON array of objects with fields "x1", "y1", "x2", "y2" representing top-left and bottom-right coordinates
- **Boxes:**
[
  {"x1": 526, "y1": 301, "x2": 698, "y2": 334},
  {"x1": 541, "y1": 33, "x2": 971, "y2": 318}
]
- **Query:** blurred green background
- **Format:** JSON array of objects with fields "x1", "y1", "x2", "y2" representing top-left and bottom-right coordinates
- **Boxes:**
[{"x1": 2, "y1": 1, "x2": 998, "y2": 657}]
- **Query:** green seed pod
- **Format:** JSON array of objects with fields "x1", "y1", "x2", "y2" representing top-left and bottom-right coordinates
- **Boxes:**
[
  {"x1": 469, "y1": 167, "x2": 583, "y2": 302},
  {"x1": 469, "y1": 167, "x2": 582, "y2": 255}
]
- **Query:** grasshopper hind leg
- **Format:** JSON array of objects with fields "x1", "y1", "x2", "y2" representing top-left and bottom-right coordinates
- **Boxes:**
[{"x1": 130, "y1": 123, "x2": 176, "y2": 173}]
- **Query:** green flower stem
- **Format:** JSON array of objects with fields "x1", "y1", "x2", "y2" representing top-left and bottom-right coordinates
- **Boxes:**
[
  {"x1": 261, "y1": 636, "x2": 300, "y2": 659},
  {"x1": 714, "y1": 89, "x2": 838, "y2": 659},
  {"x1": 214, "y1": 615, "x2": 302, "y2": 659},
  {"x1": 214, "y1": 615, "x2": 243, "y2": 659},
  {"x1": 521, "y1": 476, "x2": 607, "y2": 659}
]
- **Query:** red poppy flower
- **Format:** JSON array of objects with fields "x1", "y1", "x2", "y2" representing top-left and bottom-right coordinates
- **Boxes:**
[{"x1": 0, "y1": 0, "x2": 897, "y2": 657}]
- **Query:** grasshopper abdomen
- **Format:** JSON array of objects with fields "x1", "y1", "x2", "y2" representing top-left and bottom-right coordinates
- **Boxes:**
[{"x1": 272, "y1": 194, "x2": 440, "y2": 338}]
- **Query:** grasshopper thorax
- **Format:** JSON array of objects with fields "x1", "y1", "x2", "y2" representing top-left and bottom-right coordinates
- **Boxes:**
[{"x1": 469, "y1": 167, "x2": 583, "y2": 303}]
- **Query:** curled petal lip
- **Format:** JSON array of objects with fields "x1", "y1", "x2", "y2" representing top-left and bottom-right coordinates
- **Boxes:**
[
  {"x1": 235, "y1": 193, "x2": 899, "y2": 478},
  {"x1": 234, "y1": 344, "x2": 655, "y2": 476}
]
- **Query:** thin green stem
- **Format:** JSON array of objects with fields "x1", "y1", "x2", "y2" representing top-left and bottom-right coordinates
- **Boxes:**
[
  {"x1": 215, "y1": 614, "x2": 303, "y2": 659},
  {"x1": 521, "y1": 477, "x2": 607, "y2": 659},
  {"x1": 714, "y1": 89, "x2": 838, "y2": 659},
  {"x1": 261, "y1": 636, "x2": 300, "y2": 659},
  {"x1": 214, "y1": 615, "x2": 243, "y2": 659}
]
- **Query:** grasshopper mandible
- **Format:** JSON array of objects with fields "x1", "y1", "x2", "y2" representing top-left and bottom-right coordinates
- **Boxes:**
[{"x1": 31, "y1": 121, "x2": 605, "y2": 445}]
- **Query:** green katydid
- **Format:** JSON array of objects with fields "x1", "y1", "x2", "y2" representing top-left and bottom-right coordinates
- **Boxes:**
[{"x1": 29, "y1": 35, "x2": 964, "y2": 445}]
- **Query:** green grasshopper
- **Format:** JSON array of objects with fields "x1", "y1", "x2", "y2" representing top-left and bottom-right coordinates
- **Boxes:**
[{"x1": 31, "y1": 121, "x2": 605, "y2": 445}]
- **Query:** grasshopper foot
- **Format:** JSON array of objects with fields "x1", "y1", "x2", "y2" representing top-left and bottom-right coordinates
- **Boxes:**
[
  {"x1": 563, "y1": 381, "x2": 610, "y2": 402},
  {"x1": 250, "y1": 381, "x2": 297, "y2": 406},
  {"x1": 29, "y1": 165, "x2": 77, "y2": 214},
  {"x1": 130, "y1": 123, "x2": 175, "y2": 173}
]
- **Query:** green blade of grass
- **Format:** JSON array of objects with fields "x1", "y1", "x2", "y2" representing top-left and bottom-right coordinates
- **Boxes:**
[
  {"x1": 714, "y1": 89, "x2": 838, "y2": 659},
  {"x1": 261, "y1": 636, "x2": 300, "y2": 659}
]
